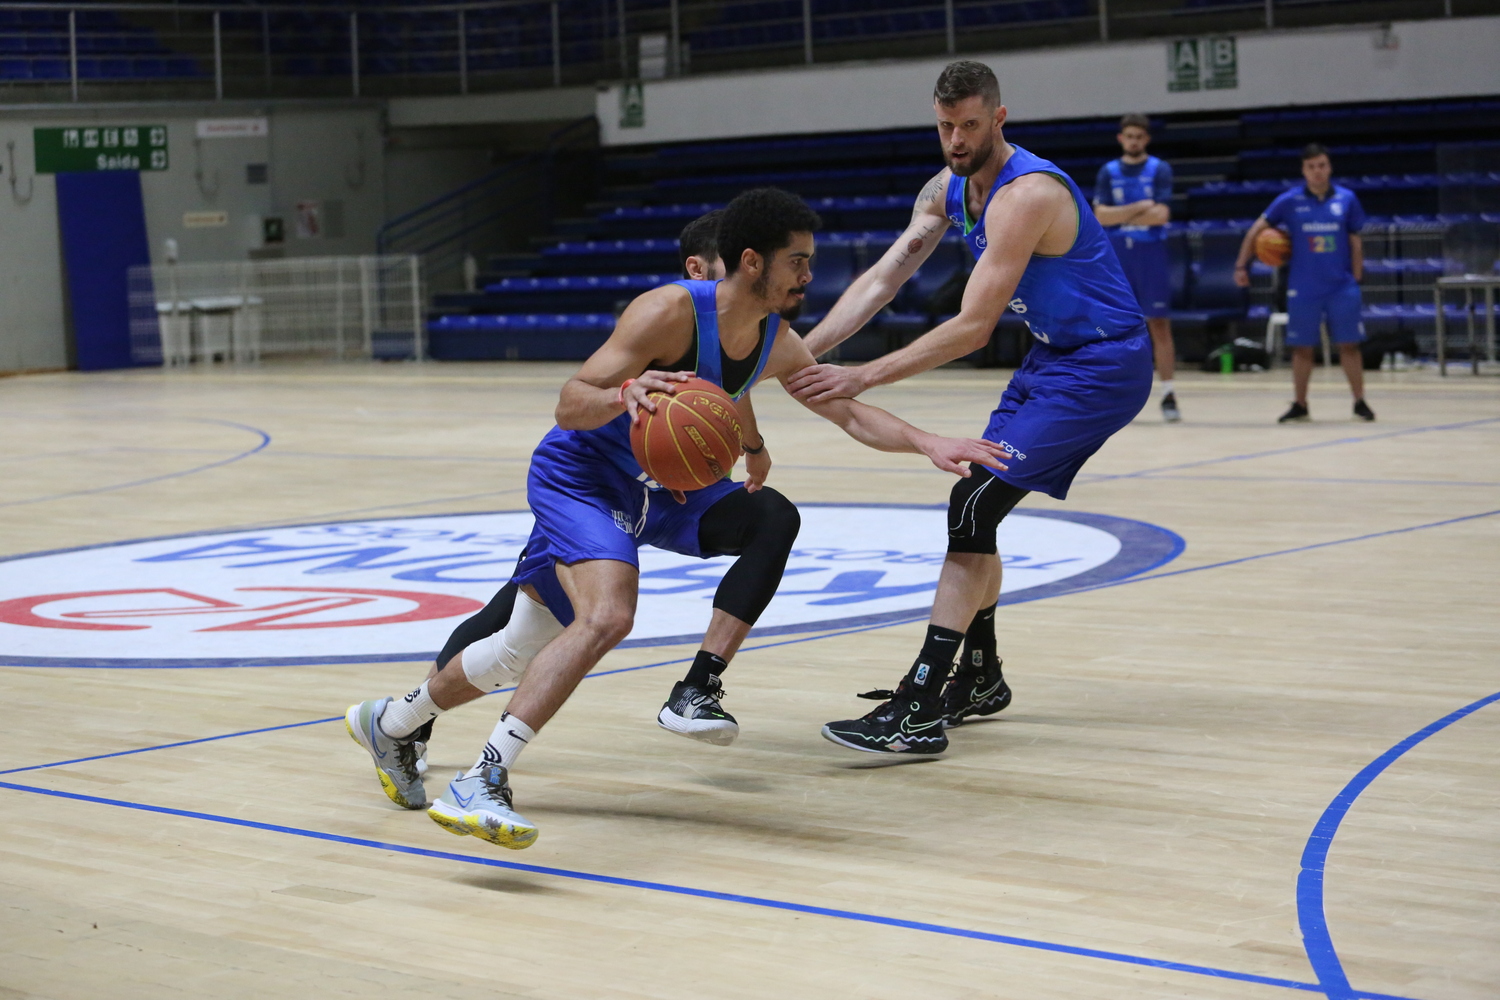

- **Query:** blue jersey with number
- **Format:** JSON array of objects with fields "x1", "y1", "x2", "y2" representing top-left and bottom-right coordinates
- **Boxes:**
[
  {"x1": 945, "y1": 144, "x2": 1145, "y2": 349},
  {"x1": 1094, "y1": 156, "x2": 1174, "y2": 244},
  {"x1": 544, "y1": 278, "x2": 778, "y2": 485},
  {"x1": 1263, "y1": 184, "x2": 1366, "y2": 297}
]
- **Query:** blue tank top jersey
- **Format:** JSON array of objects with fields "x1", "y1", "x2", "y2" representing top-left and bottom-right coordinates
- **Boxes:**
[
  {"x1": 547, "y1": 279, "x2": 779, "y2": 485},
  {"x1": 1098, "y1": 155, "x2": 1170, "y2": 244},
  {"x1": 944, "y1": 144, "x2": 1146, "y2": 349}
]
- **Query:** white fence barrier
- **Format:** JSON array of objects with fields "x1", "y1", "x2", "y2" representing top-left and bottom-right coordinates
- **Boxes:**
[{"x1": 128, "y1": 255, "x2": 423, "y2": 365}]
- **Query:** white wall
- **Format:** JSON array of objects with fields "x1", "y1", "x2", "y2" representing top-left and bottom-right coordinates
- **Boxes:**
[
  {"x1": 597, "y1": 15, "x2": 1500, "y2": 146},
  {"x1": 0, "y1": 102, "x2": 386, "y2": 372}
]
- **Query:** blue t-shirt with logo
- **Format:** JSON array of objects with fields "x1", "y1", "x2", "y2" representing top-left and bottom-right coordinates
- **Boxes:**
[
  {"x1": 1263, "y1": 184, "x2": 1366, "y2": 297},
  {"x1": 1093, "y1": 156, "x2": 1174, "y2": 244}
]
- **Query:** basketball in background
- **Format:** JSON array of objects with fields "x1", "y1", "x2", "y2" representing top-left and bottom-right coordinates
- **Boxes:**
[
  {"x1": 630, "y1": 377, "x2": 744, "y2": 491},
  {"x1": 1254, "y1": 227, "x2": 1293, "y2": 267}
]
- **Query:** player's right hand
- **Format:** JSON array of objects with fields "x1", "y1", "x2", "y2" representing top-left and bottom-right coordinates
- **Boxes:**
[
  {"x1": 1232, "y1": 264, "x2": 1251, "y2": 288},
  {"x1": 622, "y1": 370, "x2": 693, "y2": 423},
  {"x1": 920, "y1": 436, "x2": 1011, "y2": 477}
]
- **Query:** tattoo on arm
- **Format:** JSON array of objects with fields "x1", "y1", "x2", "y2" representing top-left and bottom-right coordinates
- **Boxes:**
[
  {"x1": 911, "y1": 171, "x2": 947, "y2": 219},
  {"x1": 892, "y1": 217, "x2": 945, "y2": 269}
]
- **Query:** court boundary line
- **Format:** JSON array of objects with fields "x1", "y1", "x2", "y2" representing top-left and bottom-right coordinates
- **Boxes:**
[
  {"x1": 0, "y1": 777, "x2": 1421, "y2": 1000},
  {"x1": 1297, "y1": 690, "x2": 1500, "y2": 1000}
]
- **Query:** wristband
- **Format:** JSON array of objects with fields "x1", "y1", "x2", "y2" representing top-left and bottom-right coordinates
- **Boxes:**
[
  {"x1": 743, "y1": 439, "x2": 765, "y2": 455},
  {"x1": 616, "y1": 378, "x2": 636, "y2": 408}
]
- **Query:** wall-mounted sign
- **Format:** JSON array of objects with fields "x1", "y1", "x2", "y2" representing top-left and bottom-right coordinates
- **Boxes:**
[
  {"x1": 34, "y1": 125, "x2": 168, "y2": 173},
  {"x1": 183, "y1": 210, "x2": 228, "y2": 228},
  {"x1": 620, "y1": 80, "x2": 645, "y2": 128},
  {"x1": 1167, "y1": 36, "x2": 1238, "y2": 93},
  {"x1": 196, "y1": 117, "x2": 269, "y2": 140}
]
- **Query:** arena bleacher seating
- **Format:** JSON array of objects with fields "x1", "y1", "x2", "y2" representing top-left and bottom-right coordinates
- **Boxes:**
[
  {"x1": 0, "y1": 9, "x2": 197, "y2": 81},
  {"x1": 425, "y1": 95, "x2": 1500, "y2": 365}
]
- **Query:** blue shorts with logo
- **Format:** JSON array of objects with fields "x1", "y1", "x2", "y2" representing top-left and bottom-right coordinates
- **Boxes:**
[
  {"x1": 509, "y1": 431, "x2": 742, "y2": 626},
  {"x1": 983, "y1": 334, "x2": 1153, "y2": 501},
  {"x1": 1109, "y1": 235, "x2": 1171, "y2": 318},
  {"x1": 1286, "y1": 280, "x2": 1365, "y2": 347}
]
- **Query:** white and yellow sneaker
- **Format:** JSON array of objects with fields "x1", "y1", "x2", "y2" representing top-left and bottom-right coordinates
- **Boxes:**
[
  {"x1": 427, "y1": 766, "x2": 538, "y2": 850},
  {"x1": 345, "y1": 697, "x2": 427, "y2": 809}
]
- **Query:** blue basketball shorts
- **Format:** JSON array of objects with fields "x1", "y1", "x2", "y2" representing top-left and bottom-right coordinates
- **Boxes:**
[
  {"x1": 1285, "y1": 280, "x2": 1365, "y2": 347},
  {"x1": 509, "y1": 435, "x2": 743, "y2": 626},
  {"x1": 1110, "y1": 235, "x2": 1171, "y2": 319},
  {"x1": 981, "y1": 334, "x2": 1153, "y2": 501}
]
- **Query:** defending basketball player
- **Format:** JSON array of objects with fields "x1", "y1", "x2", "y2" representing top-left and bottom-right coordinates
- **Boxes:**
[
  {"x1": 789, "y1": 61, "x2": 1153, "y2": 755},
  {"x1": 346, "y1": 187, "x2": 1009, "y2": 848}
]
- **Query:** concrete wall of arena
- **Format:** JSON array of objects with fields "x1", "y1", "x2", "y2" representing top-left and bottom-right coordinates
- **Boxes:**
[
  {"x1": 0, "y1": 103, "x2": 385, "y2": 372},
  {"x1": 597, "y1": 15, "x2": 1500, "y2": 146}
]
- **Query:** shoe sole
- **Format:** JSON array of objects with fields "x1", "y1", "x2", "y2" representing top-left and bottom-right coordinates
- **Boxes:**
[
  {"x1": 657, "y1": 707, "x2": 739, "y2": 746},
  {"x1": 344, "y1": 705, "x2": 424, "y2": 810},
  {"x1": 427, "y1": 800, "x2": 538, "y2": 850},
  {"x1": 819, "y1": 725, "x2": 946, "y2": 756},
  {"x1": 1279, "y1": 416, "x2": 1310, "y2": 423}
]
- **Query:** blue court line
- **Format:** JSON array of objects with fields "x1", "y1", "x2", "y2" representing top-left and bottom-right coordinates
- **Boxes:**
[
  {"x1": 1297, "y1": 690, "x2": 1500, "y2": 1000},
  {"x1": 0, "y1": 777, "x2": 1421, "y2": 1000},
  {"x1": 0, "y1": 418, "x2": 272, "y2": 509},
  {"x1": 1080, "y1": 416, "x2": 1500, "y2": 485},
  {"x1": 1132, "y1": 473, "x2": 1500, "y2": 489}
]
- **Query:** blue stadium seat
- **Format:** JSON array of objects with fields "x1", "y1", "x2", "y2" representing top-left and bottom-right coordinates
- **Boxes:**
[
  {"x1": 0, "y1": 57, "x2": 28, "y2": 79},
  {"x1": 802, "y1": 242, "x2": 855, "y2": 317},
  {"x1": 30, "y1": 57, "x2": 68, "y2": 79}
]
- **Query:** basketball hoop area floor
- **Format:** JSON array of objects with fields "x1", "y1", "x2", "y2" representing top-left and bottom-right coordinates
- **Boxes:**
[{"x1": 1, "y1": 361, "x2": 1495, "y2": 1000}]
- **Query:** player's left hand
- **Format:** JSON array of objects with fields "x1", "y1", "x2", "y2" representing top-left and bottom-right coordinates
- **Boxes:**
[
  {"x1": 743, "y1": 443, "x2": 771, "y2": 493},
  {"x1": 786, "y1": 363, "x2": 868, "y2": 403},
  {"x1": 919, "y1": 435, "x2": 1011, "y2": 477}
]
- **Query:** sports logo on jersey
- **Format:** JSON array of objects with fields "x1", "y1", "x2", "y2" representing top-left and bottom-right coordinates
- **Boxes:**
[
  {"x1": 1008, "y1": 297, "x2": 1028, "y2": 314},
  {"x1": 976, "y1": 233, "x2": 988, "y2": 249},
  {"x1": 1330, "y1": 202, "x2": 1343, "y2": 217},
  {"x1": 1113, "y1": 186, "x2": 1125, "y2": 203},
  {"x1": 949, "y1": 214, "x2": 962, "y2": 225},
  {"x1": 612, "y1": 510, "x2": 635, "y2": 534},
  {"x1": 0, "y1": 507, "x2": 1181, "y2": 667}
]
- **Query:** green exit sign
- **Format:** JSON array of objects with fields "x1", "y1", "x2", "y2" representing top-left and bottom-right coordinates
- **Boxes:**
[{"x1": 34, "y1": 125, "x2": 169, "y2": 174}]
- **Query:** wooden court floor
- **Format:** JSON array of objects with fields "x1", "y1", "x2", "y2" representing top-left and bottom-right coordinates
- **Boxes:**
[{"x1": 1, "y1": 361, "x2": 1496, "y2": 1000}]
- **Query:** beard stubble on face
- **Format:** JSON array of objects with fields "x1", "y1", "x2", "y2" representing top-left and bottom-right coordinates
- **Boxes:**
[
  {"x1": 752, "y1": 268, "x2": 806, "y2": 321},
  {"x1": 947, "y1": 130, "x2": 996, "y2": 178}
]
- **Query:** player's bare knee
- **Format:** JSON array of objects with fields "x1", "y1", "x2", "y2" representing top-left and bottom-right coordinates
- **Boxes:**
[
  {"x1": 578, "y1": 607, "x2": 634, "y2": 647},
  {"x1": 946, "y1": 469, "x2": 1029, "y2": 555}
]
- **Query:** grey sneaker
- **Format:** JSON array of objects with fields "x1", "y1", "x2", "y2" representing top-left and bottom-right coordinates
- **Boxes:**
[
  {"x1": 427, "y1": 766, "x2": 539, "y2": 850},
  {"x1": 344, "y1": 698, "x2": 426, "y2": 809}
]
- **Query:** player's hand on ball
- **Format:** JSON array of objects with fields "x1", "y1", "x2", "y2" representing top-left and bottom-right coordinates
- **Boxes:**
[
  {"x1": 622, "y1": 370, "x2": 693, "y2": 422},
  {"x1": 919, "y1": 435, "x2": 1011, "y2": 476},
  {"x1": 744, "y1": 444, "x2": 771, "y2": 493},
  {"x1": 787, "y1": 363, "x2": 868, "y2": 403}
]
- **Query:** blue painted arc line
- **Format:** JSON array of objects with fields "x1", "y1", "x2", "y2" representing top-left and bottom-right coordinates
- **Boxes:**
[
  {"x1": 1296, "y1": 690, "x2": 1500, "y2": 1000},
  {"x1": 0, "y1": 778, "x2": 1422, "y2": 1000},
  {"x1": 0, "y1": 417, "x2": 272, "y2": 509}
]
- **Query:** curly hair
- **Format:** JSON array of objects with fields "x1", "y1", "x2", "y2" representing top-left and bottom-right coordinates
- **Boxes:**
[
  {"x1": 717, "y1": 188, "x2": 822, "y2": 277},
  {"x1": 678, "y1": 209, "x2": 724, "y2": 275}
]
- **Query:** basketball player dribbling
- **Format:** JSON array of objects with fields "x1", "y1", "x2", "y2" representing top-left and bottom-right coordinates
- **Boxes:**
[
  {"x1": 790, "y1": 61, "x2": 1153, "y2": 755},
  {"x1": 346, "y1": 187, "x2": 1010, "y2": 848}
]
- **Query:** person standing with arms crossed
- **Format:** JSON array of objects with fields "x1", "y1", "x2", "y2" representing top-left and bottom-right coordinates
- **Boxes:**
[
  {"x1": 1093, "y1": 113, "x2": 1180, "y2": 421},
  {"x1": 1234, "y1": 143, "x2": 1375, "y2": 423}
]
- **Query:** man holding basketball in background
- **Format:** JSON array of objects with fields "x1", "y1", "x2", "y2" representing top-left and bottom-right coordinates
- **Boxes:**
[
  {"x1": 346, "y1": 187, "x2": 1008, "y2": 849},
  {"x1": 790, "y1": 61, "x2": 1152, "y2": 756},
  {"x1": 1234, "y1": 143, "x2": 1375, "y2": 423}
]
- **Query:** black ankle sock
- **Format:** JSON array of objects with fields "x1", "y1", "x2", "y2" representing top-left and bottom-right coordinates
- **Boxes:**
[
  {"x1": 684, "y1": 650, "x2": 728, "y2": 689},
  {"x1": 962, "y1": 604, "x2": 998, "y2": 670},
  {"x1": 904, "y1": 624, "x2": 965, "y2": 696}
]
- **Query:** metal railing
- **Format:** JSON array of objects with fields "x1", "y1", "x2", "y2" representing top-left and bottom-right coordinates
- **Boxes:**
[{"x1": 0, "y1": 0, "x2": 1480, "y2": 103}]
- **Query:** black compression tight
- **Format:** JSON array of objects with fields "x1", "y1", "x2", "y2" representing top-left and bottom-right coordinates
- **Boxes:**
[
  {"x1": 946, "y1": 464, "x2": 1030, "y2": 554},
  {"x1": 697, "y1": 486, "x2": 801, "y2": 625}
]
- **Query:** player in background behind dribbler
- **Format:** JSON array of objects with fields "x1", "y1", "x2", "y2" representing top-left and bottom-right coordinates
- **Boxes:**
[
  {"x1": 346, "y1": 188, "x2": 1011, "y2": 848},
  {"x1": 1235, "y1": 144, "x2": 1375, "y2": 423},
  {"x1": 790, "y1": 61, "x2": 1152, "y2": 756},
  {"x1": 1093, "y1": 113, "x2": 1181, "y2": 422}
]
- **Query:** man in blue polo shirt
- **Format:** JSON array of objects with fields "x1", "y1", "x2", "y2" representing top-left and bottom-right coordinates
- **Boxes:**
[
  {"x1": 1235, "y1": 143, "x2": 1374, "y2": 423},
  {"x1": 1094, "y1": 113, "x2": 1180, "y2": 421}
]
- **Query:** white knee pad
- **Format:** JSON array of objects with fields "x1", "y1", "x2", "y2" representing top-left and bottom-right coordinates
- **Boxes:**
[{"x1": 460, "y1": 590, "x2": 565, "y2": 692}]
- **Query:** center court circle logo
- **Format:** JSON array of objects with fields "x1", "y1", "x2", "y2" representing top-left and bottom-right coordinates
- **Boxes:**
[{"x1": 0, "y1": 505, "x2": 1181, "y2": 667}]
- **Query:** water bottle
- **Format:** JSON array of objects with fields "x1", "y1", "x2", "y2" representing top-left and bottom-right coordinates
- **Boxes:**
[{"x1": 1220, "y1": 347, "x2": 1234, "y2": 374}]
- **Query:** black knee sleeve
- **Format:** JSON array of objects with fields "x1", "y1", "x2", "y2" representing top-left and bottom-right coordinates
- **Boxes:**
[
  {"x1": 947, "y1": 466, "x2": 1029, "y2": 554},
  {"x1": 434, "y1": 579, "x2": 518, "y2": 670},
  {"x1": 697, "y1": 486, "x2": 801, "y2": 625}
]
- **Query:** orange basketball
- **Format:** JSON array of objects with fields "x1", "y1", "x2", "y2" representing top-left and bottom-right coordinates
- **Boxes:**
[
  {"x1": 629, "y1": 377, "x2": 744, "y2": 491},
  {"x1": 1254, "y1": 227, "x2": 1292, "y2": 267}
]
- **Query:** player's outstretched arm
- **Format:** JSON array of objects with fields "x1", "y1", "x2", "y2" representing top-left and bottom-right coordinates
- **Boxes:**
[
  {"x1": 555, "y1": 286, "x2": 694, "y2": 431},
  {"x1": 766, "y1": 325, "x2": 1007, "y2": 477},
  {"x1": 801, "y1": 170, "x2": 953, "y2": 358},
  {"x1": 790, "y1": 172, "x2": 1067, "y2": 404}
]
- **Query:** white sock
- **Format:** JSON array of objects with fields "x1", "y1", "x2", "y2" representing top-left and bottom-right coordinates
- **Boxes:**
[
  {"x1": 1160, "y1": 380, "x2": 1176, "y2": 397},
  {"x1": 379, "y1": 681, "x2": 442, "y2": 740},
  {"x1": 465, "y1": 711, "x2": 535, "y2": 777}
]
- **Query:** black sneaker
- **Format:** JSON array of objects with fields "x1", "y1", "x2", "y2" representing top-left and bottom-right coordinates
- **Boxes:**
[
  {"x1": 657, "y1": 675, "x2": 739, "y2": 746},
  {"x1": 939, "y1": 654, "x2": 1012, "y2": 728},
  {"x1": 1353, "y1": 398, "x2": 1375, "y2": 422},
  {"x1": 1278, "y1": 401, "x2": 1310, "y2": 423},
  {"x1": 1161, "y1": 393, "x2": 1181, "y2": 423},
  {"x1": 820, "y1": 682, "x2": 949, "y2": 755}
]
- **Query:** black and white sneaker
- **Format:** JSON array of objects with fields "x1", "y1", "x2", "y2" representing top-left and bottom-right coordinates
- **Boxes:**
[
  {"x1": 939, "y1": 655, "x2": 1012, "y2": 728},
  {"x1": 1161, "y1": 393, "x2": 1181, "y2": 423},
  {"x1": 821, "y1": 682, "x2": 948, "y2": 756},
  {"x1": 657, "y1": 675, "x2": 739, "y2": 746},
  {"x1": 1278, "y1": 401, "x2": 1310, "y2": 423}
]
